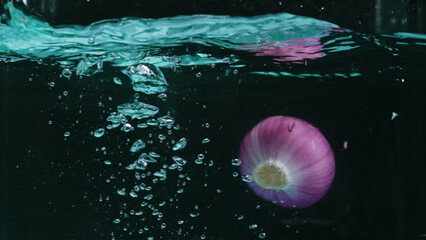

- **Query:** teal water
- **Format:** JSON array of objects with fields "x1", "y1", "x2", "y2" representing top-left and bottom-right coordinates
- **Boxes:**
[{"x1": 1, "y1": 2, "x2": 426, "y2": 240}]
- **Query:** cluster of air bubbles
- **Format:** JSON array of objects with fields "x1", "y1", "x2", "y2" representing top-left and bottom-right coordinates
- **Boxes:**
[
  {"x1": 76, "y1": 54, "x2": 104, "y2": 76},
  {"x1": 56, "y1": 35, "x2": 247, "y2": 238}
]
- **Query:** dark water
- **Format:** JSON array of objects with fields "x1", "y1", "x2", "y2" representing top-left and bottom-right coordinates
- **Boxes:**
[{"x1": 1, "y1": 3, "x2": 426, "y2": 240}]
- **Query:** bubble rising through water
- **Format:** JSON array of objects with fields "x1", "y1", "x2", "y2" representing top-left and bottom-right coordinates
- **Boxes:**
[
  {"x1": 172, "y1": 138, "x2": 187, "y2": 151},
  {"x1": 117, "y1": 101, "x2": 159, "y2": 120},
  {"x1": 93, "y1": 128, "x2": 105, "y2": 138},
  {"x1": 122, "y1": 64, "x2": 168, "y2": 94}
]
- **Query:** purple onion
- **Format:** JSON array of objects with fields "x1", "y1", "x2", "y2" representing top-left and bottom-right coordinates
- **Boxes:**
[{"x1": 239, "y1": 116, "x2": 335, "y2": 208}]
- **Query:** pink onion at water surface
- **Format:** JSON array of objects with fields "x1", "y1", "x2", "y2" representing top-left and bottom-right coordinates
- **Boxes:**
[{"x1": 239, "y1": 116, "x2": 335, "y2": 208}]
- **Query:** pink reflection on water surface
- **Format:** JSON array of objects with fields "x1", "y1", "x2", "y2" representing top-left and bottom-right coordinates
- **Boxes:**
[{"x1": 251, "y1": 37, "x2": 323, "y2": 63}]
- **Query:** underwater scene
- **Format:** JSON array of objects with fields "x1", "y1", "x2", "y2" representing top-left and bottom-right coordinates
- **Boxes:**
[{"x1": 0, "y1": 2, "x2": 425, "y2": 240}]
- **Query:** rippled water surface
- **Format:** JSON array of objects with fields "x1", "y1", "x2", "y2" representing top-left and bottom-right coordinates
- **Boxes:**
[{"x1": 1, "y1": 2, "x2": 426, "y2": 240}]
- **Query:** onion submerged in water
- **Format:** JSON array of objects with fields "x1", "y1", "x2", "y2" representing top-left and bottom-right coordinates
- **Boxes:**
[{"x1": 239, "y1": 116, "x2": 335, "y2": 208}]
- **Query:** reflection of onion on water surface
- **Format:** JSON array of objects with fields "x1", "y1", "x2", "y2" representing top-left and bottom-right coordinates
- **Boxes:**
[{"x1": 242, "y1": 37, "x2": 324, "y2": 63}]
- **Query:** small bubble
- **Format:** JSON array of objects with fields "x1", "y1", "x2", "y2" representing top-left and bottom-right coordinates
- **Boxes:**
[
  {"x1": 113, "y1": 77, "x2": 122, "y2": 85},
  {"x1": 88, "y1": 37, "x2": 95, "y2": 44},
  {"x1": 172, "y1": 138, "x2": 187, "y2": 151},
  {"x1": 158, "y1": 93, "x2": 167, "y2": 101},
  {"x1": 249, "y1": 224, "x2": 257, "y2": 229},
  {"x1": 391, "y1": 112, "x2": 399, "y2": 120},
  {"x1": 64, "y1": 131, "x2": 70, "y2": 137},
  {"x1": 196, "y1": 72, "x2": 202, "y2": 78},
  {"x1": 144, "y1": 194, "x2": 153, "y2": 200},
  {"x1": 158, "y1": 134, "x2": 166, "y2": 141},
  {"x1": 231, "y1": 158, "x2": 241, "y2": 166},
  {"x1": 233, "y1": 69, "x2": 238, "y2": 74},
  {"x1": 202, "y1": 138, "x2": 210, "y2": 144},
  {"x1": 130, "y1": 139, "x2": 146, "y2": 152},
  {"x1": 343, "y1": 141, "x2": 348, "y2": 149},
  {"x1": 137, "y1": 123, "x2": 148, "y2": 128},
  {"x1": 129, "y1": 191, "x2": 138, "y2": 198},
  {"x1": 259, "y1": 232, "x2": 266, "y2": 239},
  {"x1": 117, "y1": 188, "x2": 126, "y2": 196},
  {"x1": 172, "y1": 156, "x2": 187, "y2": 166},
  {"x1": 62, "y1": 68, "x2": 72, "y2": 79},
  {"x1": 94, "y1": 128, "x2": 105, "y2": 138},
  {"x1": 242, "y1": 175, "x2": 253, "y2": 182},
  {"x1": 147, "y1": 119, "x2": 158, "y2": 126},
  {"x1": 121, "y1": 123, "x2": 134, "y2": 132}
]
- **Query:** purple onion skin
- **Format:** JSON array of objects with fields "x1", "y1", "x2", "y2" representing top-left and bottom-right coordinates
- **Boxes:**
[{"x1": 239, "y1": 116, "x2": 335, "y2": 208}]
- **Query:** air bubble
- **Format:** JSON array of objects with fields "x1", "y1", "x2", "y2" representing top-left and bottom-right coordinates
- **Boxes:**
[
  {"x1": 158, "y1": 93, "x2": 167, "y2": 101},
  {"x1": 62, "y1": 68, "x2": 72, "y2": 79},
  {"x1": 249, "y1": 224, "x2": 257, "y2": 229},
  {"x1": 88, "y1": 37, "x2": 95, "y2": 44},
  {"x1": 121, "y1": 123, "x2": 134, "y2": 132},
  {"x1": 242, "y1": 175, "x2": 253, "y2": 182},
  {"x1": 94, "y1": 128, "x2": 105, "y2": 137},
  {"x1": 113, "y1": 77, "x2": 122, "y2": 85},
  {"x1": 231, "y1": 158, "x2": 241, "y2": 166},
  {"x1": 172, "y1": 137, "x2": 187, "y2": 151},
  {"x1": 129, "y1": 191, "x2": 138, "y2": 198},
  {"x1": 172, "y1": 156, "x2": 187, "y2": 166},
  {"x1": 158, "y1": 134, "x2": 166, "y2": 141},
  {"x1": 130, "y1": 139, "x2": 146, "y2": 152},
  {"x1": 117, "y1": 188, "x2": 126, "y2": 196}
]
